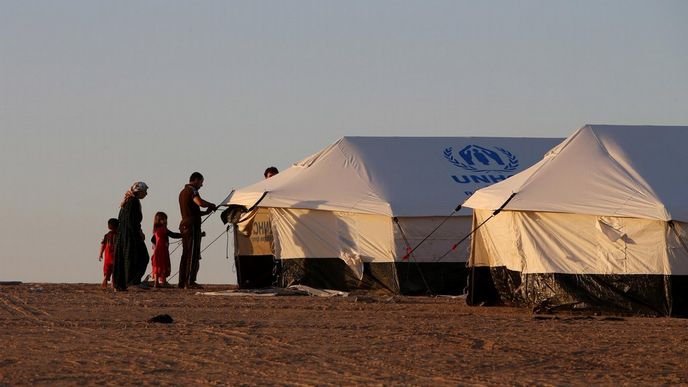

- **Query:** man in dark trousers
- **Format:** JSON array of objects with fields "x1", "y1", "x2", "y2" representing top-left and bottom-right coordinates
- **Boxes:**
[{"x1": 178, "y1": 172, "x2": 216, "y2": 289}]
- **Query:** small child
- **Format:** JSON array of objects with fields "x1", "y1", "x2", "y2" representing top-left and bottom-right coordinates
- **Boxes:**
[
  {"x1": 99, "y1": 218, "x2": 118, "y2": 289},
  {"x1": 151, "y1": 212, "x2": 182, "y2": 288}
]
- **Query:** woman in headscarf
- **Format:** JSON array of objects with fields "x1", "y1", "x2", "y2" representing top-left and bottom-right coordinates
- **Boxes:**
[{"x1": 113, "y1": 182, "x2": 150, "y2": 291}]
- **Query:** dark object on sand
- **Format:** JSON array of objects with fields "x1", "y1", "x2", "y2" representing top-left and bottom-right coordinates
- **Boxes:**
[
  {"x1": 0, "y1": 281, "x2": 22, "y2": 285},
  {"x1": 148, "y1": 314, "x2": 173, "y2": 324}
]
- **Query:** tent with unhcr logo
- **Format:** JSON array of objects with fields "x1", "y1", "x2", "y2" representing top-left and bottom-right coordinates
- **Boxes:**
[{"x1": 225, "y1": 136, "x2": 562, "y2": 295}]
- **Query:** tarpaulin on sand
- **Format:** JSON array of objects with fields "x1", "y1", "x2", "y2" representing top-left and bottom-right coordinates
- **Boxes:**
[{"x1": 198, "y1": 285, "x2": 348, "y2": 298}]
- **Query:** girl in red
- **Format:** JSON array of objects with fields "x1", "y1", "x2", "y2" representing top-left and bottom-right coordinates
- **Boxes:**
[
  {"x1": 151, "y1": 212, "x2": 182, "y2": 288},
  {"x1": 98, "y1": 218, "x2": 118, "y2": 289}
]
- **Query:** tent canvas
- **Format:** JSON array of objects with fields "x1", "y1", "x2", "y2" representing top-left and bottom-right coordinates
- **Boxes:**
[
  {"x1": 463, "y1": 125, "x2": 688, "y2": 315},
  {"x1": 228, "y1": 136, "x2": 562, "y2": 294}
]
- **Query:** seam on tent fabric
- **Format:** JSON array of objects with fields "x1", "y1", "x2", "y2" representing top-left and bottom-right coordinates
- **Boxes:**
[
  {"x1": 335, "y1": 139, "x2": 391, "y2": 216},
  {"x1": 269, "y1": 194, "x2": 385, "y2": 216},
  {"x1": 293, "y1": 138, "x2": 341, "y2": 168},
  {"x1": 504, "y1": 130, "x2": 587, "y2": 200},
  {"x1": 512, "y1": 145, "x2": 566, "y2": 198},
  {"x1": 588, "y1": 127, "x2": 663, "y2": 219}
]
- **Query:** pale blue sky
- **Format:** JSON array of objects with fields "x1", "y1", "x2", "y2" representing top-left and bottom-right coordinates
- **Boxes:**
[{"x1": 1, "y1": 1, "x2": 686, "y2": 283}]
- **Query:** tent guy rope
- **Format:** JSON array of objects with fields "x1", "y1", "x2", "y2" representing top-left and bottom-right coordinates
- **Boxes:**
[
  {"x1": 435, "y1": 192, "x2": 517, "y2": 263},
  {"x1": 393, "y1": 218, "x2": 433, "y2": 295},
  {"x1": 399, "y1": 202, "x2": 463, "y2": 261}
]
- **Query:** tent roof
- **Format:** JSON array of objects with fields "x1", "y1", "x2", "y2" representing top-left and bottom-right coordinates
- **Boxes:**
[
  {"x1": 228, "y1": 136, "x2": 562, "y2": 217},
  {"x1": 463, "y1": 125, "x2": 688, "y2": 221}
]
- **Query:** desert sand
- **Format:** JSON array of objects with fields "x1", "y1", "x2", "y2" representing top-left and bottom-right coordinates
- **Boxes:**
[{"x1": 2, "y1": 283, "x2": 688, "y2": 385}]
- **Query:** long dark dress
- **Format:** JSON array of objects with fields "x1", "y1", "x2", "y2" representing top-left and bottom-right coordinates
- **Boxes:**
[{"x1": 113, "y1": 197, "x2": 149, "y2": 289}]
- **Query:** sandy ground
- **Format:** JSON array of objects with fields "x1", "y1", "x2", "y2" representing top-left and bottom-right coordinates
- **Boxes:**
[{"x1": 1, "y1": 284, "x2": 688, "y2": 385}]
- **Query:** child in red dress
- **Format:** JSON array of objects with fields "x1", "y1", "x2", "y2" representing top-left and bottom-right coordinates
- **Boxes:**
[
  {"x1": 98, "y1": 218, "x2": 118, "y2": 289},
  {"x1": 151, "y1": 212, "x2": 182, "y2": 288}
]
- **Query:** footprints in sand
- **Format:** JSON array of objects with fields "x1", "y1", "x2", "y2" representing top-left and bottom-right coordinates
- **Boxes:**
[
  {"x1": 0, "y1": 293, "x2": 54, "y2": 326},
  {"x1": 202, "y1": 327, "x2": 252, "y2": 344}
]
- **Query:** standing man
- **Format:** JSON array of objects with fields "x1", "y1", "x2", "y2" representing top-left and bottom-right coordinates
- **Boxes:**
[{"x1": 178, "y1": 172, "x2": 216, "y2": 289}]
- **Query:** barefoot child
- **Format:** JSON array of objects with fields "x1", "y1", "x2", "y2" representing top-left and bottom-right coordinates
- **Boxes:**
[
  {"x1": 99, "y1": 218, "x2": 118, "y2": 289},
  {"x1": 151, "y1": 212, "x2": 182, "y2": 287}
]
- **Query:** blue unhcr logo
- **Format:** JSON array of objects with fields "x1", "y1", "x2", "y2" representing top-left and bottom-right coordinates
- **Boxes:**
[{"x1": 443, "y1": 145, "x2": 519, "y2": 173}]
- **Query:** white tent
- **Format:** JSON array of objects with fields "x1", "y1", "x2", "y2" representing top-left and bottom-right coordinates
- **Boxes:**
[
  {"x1": 463, "y1": 125, "x2": 688, "y2": 315},
  {"x1": 227, "y1": 136, "x2": 562, "y2": 294}
]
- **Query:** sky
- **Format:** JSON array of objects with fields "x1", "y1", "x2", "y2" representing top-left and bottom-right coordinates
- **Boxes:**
[{"x1": 1, "y1": 0, "x2": 687, "y2": 283}]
